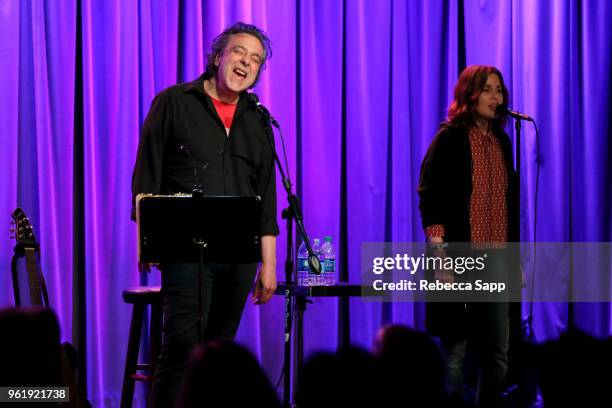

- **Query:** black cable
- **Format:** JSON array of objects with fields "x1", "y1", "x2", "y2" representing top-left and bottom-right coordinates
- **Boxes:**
[
  {"x1": 269, "y1": 120, "x2": 290, "y2": 393},
  {"x1": 178, "y1": 144, "x2": 202, "y2": 192},
  {"x1": 259, "y1": 116, "x2": 289, "y2": 395},
  {"x1": 526, "y1": 120, "x2": 540, "y2": 341},
  {"x1": 277, "y1": 125, "x2": 292, "y2": 187},
  {"x1": 274, "y1": 365, "x2": 284, "y2": 391}
]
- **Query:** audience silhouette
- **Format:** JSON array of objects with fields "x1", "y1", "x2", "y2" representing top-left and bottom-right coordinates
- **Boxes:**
[
  {"x1": 0, "y1": 307, "x2": 62, "y2": 387},
  {"x1": 175, "y1": 339, "x2": 281, "y2": 408},
  {"x1": 3, "y1": 306, "x2": 610, "y2": 408}
]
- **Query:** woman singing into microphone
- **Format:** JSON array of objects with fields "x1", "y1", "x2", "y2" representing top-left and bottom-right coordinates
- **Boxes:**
[{"x1": 418, "y1": 65, "x2": 519, "y2": 407}]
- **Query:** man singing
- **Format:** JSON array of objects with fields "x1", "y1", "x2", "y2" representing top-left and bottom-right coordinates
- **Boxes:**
[{"x1": 132, "y1": 22, "x2": 278, "y2": 407}]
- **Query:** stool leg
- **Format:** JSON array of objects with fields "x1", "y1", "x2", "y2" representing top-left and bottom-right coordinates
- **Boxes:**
[
  {"x1": 149, "y1": 302, "x2": 162, "y2": 378},
  {"x1": 121, "y1": 304, "x2": 144, "y2": 408}
]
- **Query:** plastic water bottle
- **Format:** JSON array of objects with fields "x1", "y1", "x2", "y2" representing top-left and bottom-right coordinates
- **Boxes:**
[
  {"x1": 297, "y1": 241, "x2": 310, "y2": 285},
  {"x1": 297, "y1": 238, "x2": 321, "y2": 286},
  {"x1": 319, "y1": 236, "x2": 336, "y2": 286},
  {"x1": 309, "y1": 239, "x2": 322, "y2": 286}
]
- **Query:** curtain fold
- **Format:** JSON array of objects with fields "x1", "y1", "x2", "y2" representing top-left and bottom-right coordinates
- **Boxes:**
[{"x1": 0, "y1": 0, "x2": 76, "y2": 343}]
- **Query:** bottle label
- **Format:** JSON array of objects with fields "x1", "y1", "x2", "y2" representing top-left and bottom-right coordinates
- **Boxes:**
[
  {"x1": 304, "y1": 272, "x2": 326, "y2": 286},
  {"x1": 323, "y1": 259, "x2": 335, "y2": 272},
  {"x1": 297, "y1": 257, "x2": 310, "y2": 273}
]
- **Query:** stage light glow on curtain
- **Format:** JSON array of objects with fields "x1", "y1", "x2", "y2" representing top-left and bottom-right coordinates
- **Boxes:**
[{"x1": 1, "y1": 1, "x2": 610, "y2": 406}]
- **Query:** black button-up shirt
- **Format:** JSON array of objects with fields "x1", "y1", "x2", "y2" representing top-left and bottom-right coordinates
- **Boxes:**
[{"x1": 132, "y1": 74, "x2": 279, "y2": 236}]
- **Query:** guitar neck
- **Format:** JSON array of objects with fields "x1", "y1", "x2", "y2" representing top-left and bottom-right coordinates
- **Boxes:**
[{"x1": 24, "y1": 247, "x2": 43, "y2": 306}]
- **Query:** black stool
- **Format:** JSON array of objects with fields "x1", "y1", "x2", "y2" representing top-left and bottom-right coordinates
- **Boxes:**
[{"x1": 120, "y1": 286, "x2": 162, "y2": 408}]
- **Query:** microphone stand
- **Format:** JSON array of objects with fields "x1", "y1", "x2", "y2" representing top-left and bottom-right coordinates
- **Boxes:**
[
  {"x1": 258, "y1": 112, "x2": 320, "y2": 408},
  {"x1": 178, "y1": 144, "x2": 208, "y2": 343},
  {"x1": 509, "y1": 112, "x2": 541, "y2": 406}
]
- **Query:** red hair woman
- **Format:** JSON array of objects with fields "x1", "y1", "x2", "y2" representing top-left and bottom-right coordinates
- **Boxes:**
[{"x1": 418, "y1": 65, "x2": 520, "y2": 407}]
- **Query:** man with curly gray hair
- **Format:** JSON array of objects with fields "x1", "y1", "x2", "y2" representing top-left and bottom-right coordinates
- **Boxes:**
[{"x1": 132, "y1": 22, "x2": 278, "y2": 407}]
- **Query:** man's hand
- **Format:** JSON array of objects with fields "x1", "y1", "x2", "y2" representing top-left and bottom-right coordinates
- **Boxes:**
[{"x1": 252, "y1": 263, "x2": 277, "y2": 305}]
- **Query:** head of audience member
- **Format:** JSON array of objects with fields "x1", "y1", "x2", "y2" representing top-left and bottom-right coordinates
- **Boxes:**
[
  {"x1": 0, "y1": 307, "x2": 62, "y2": 386},
  {"x1": 296, "y1": 346, "x2": 381, "y2": 408},
  {"x1": 374, "y1": 324, "x2": 447, "y2": 406},
  {"x1": 175, "y1": 339, "x2": 280, "y2": 408},
  {"x1": 534, "y1": 328, "x2": 612, "y2": 407}
]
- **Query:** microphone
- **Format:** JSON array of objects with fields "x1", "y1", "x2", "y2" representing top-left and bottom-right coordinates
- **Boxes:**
[
  {"x1": 246, "y1": 93, "x2": 280, "y2": 128},
  {"x1": 505, "y1": 108, "x2": 534, "y2": 122}
]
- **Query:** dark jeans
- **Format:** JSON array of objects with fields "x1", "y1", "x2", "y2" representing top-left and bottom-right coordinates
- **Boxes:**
[
  {"x1": 442, "y1": 301, "x2": 510, "y2": 408},
  {"x1": 150, "y1": 262, "x2": 257, "y2": 408},
  {"x1": 429, "y1": 249, "x2": 516, "y2": 407}
]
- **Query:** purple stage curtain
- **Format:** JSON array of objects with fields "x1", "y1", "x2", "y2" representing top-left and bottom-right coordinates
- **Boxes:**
[
  {"x1": 0, "y1": 0, "x2": 76, "y2": 341},
  {"x1": 464, "y1": 0, "x2": 612, "y2": 339},
  {"x1": 1, "y1": 0, "x2": 611, "y2": 406}
]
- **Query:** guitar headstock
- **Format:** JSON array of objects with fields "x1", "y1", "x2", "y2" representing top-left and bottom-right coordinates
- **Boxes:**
[{"x1": 10, "y1": 208, "x2": 38, "y2": 248}]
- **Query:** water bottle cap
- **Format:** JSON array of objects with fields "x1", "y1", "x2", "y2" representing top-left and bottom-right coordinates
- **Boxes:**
[{"x1": 324, "y1": 236, "x2": 332, "y2": 242}]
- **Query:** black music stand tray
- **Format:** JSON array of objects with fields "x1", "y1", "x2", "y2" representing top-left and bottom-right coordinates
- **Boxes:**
[{"x1": 136, "y1": 194, "x2": 262, "y2": 341}]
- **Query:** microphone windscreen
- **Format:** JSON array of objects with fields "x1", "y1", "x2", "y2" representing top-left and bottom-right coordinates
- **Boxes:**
[{"x1": 246, "y1": 92, "x2": 260, "y2": 105}]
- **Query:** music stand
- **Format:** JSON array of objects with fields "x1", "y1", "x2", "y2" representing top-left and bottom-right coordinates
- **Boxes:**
[{"x1": 136, "y1": 194, "x2": 262, "y2": 342}]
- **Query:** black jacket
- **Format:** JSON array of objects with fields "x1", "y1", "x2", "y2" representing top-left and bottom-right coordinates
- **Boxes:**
[
  {"x1": 418, "y1": 122, "x2": 519, "y2": 242},
  {"x1": 132, "y1": 75, "x2": 279, "y2": 236}
]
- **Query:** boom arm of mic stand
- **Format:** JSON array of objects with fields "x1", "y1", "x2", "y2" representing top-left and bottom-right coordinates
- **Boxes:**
[{"x1": 285, "y1": 194, "x2": 321, "y2": 274}]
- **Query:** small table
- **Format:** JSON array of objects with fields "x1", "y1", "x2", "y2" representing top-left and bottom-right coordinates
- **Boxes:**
[{"x1": 274, "y1": 282, "x2": 363, "y2": 404}]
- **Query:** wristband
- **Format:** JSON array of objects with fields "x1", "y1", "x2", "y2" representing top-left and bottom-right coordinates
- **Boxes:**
[{"x1": 428, "y1": 242, "x2": 448, "y2": 251}]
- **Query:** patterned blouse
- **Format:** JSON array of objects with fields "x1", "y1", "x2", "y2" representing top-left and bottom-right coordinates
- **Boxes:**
[{"x1": 425, "y1": 126, "x2": 508, "y2": 243}]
